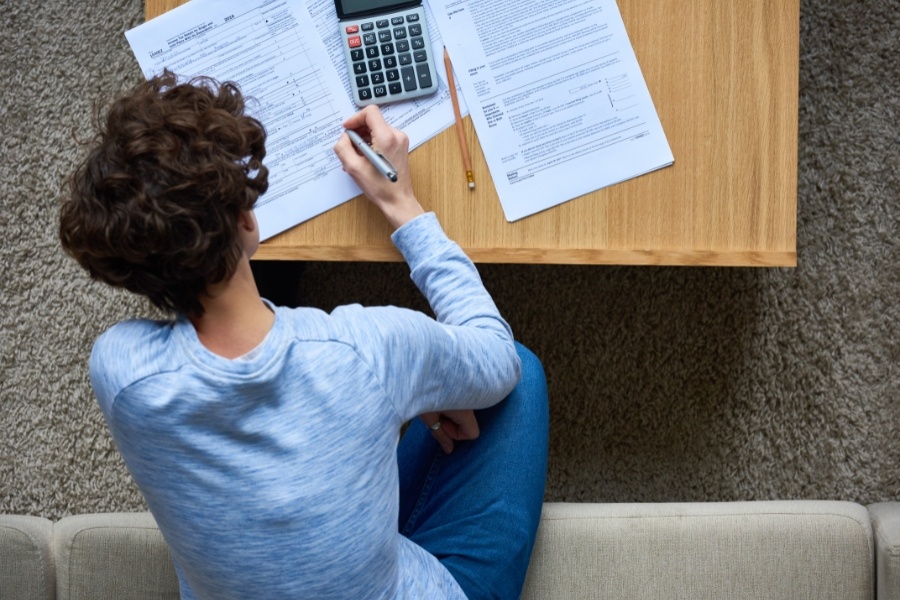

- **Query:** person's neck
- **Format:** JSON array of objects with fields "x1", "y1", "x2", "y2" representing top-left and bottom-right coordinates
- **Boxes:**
[{"x1": 188, "y1": 257, "x2": 275, "y2": 359}]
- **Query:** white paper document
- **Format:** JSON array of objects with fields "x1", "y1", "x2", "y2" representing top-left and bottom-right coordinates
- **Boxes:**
[
  {"x1": 125, "y1": 0, "x2": 464, "y2": 240},
  {"x1": 430, "y1": 0, "x2": 674, "y2": 221}
]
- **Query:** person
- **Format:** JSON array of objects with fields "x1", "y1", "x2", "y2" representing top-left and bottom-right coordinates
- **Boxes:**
[{"x1": 59, "y1": 71, "x2": 549, "y2": 600}]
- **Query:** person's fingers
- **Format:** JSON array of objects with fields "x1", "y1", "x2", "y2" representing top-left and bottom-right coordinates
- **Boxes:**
[
  {"x1": 437, "y1": 418, "x2": 460, "y2": 440},
  {"x1": 333, "y1": 131, "x2": 373, "y2": 178},
  {"x1": 434, "y1": 431, "x2": 454, "y2": 454},
  {"x1": 443, "y1": 409, "x2": 480, "y2": 440},
  {"x1": 333, "y1": 131, "x2": 356, "y2": 163},
  {"x1": 430, "y1": 423, "x2": 455, "y2": 454},
  {"x1": 342, "y1": 104, "x2": 388, "y2": 134},
  {"x1": 454, "y1": 417, "x2": 479, "y2": 440},
  {"x1": 343, "y1": 106, "x2": 409, "y2": 162},
  {"x1": 420, "y1": 413, "x2": 455, "y2": 454}
]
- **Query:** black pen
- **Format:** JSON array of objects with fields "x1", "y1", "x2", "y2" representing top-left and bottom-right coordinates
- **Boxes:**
[{"x1": 345, "y1": 129, "x2": 398, "y2": 182}]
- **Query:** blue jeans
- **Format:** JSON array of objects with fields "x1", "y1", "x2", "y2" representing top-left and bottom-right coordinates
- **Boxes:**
[{"x1": 398, "y1": 342, "x2": 549, "y2": 600}]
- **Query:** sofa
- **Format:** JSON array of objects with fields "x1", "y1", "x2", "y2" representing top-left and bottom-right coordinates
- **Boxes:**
[{"x1": 2, "y1": 501, "x2": 898, "y2": 600}]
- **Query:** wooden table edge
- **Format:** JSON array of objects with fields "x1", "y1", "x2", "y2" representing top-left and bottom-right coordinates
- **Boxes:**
[{"x1": 254, "y1": 245, "x2": 797, "y2": 267}]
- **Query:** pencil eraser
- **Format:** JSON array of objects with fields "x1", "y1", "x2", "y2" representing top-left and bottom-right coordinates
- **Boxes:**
[{"x1": 468, "y1": 182, "x2": 475, "y2": 190}]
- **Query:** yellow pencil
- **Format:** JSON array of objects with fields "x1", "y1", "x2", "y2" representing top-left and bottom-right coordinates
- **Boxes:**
[{"x1": 443, "y1": 47, "x2": 475, "y2": 190}]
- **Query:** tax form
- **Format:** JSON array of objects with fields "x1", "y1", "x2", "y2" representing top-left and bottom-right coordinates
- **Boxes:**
[
  {"x1": 430, "y1": 0, "x2": 674, "y2": 221},
  {"x1": 126, "y1": 0, "x2": 358, "y2": 240},
  {"x1": 126, "y1": 0, "x2": 464, "y2": 240}
]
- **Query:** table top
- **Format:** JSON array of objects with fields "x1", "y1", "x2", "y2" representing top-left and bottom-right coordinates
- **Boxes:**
[{"x1": 146, "y1": 0, "x2": 798, "y2": 266}]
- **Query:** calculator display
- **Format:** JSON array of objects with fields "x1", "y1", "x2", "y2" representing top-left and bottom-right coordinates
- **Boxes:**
[{"x1": 335, "y1": 0, "x2": 420, "y2": 19}]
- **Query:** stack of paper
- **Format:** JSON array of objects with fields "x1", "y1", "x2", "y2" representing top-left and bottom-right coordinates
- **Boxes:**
[{"x1": 125, "y1": 0, "x2": 463, "y2": 240}]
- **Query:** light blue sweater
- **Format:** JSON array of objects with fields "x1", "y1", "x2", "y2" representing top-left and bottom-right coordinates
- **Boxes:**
[{"x1": 89, "y1": 213, "x2": 521, "y2": 599}]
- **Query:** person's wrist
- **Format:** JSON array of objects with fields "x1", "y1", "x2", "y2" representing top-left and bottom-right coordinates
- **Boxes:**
[{"x1": 382, "y1": 198, "x2": 425, "y2": 229}]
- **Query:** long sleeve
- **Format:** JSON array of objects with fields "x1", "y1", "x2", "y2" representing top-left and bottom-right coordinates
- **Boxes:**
[{"x1": 331, "y1": 212, "x2": 520, "y2": 422}]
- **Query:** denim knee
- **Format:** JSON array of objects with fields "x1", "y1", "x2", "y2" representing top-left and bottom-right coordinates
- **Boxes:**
[
  {"x1": 512, "y1": 342, "x2": 548, "y2": 416},
  {"x1": 514, "y1": 341, "x2": 541, "y2": 372}
]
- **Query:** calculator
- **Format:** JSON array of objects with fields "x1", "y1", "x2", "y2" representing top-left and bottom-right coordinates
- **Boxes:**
[{"x1": 334, "y1": 0, "x2": 438, "y2": 107}]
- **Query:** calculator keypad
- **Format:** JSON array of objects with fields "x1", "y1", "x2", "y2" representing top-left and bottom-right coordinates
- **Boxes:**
[{"x1": 340, "y1": 7, "x2": 436, "y2": 107}]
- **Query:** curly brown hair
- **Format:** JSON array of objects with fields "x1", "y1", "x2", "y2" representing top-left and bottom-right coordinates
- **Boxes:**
[{"x1": 59, "y1": 70, "x2": 269, "y2": 316}]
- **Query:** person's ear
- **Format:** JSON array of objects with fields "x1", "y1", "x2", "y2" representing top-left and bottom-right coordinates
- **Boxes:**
[
  {"x1": 239, "y1": 210, "x2": 257, "y2": 233},
  {"x1": 237, "y1": 210, "x2": 261, "y2": 259}
]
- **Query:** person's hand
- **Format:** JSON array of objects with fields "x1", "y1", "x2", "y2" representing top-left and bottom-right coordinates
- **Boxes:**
[
  {"x1": 419, "y1": 409, "x2": 480, "y2": 454},
  {"x1": 333, "y1": 105, "x2": 425, "y2": 229}
]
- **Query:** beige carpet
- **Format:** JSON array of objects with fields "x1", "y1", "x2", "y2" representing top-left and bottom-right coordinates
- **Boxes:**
[{"x1": 1, "y1": 0, "x2": 897, "y2": 519}]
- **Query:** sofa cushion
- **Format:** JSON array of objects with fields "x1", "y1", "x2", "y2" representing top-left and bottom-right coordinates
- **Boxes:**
[
  {"x1": 869, "y1": 502, "x2": 900, "y2": 600},
  {"x1": 522, "y1": 501, "x2": 874, "y2": 600},
  {"x1": 54, "y1": 513, "x2": 179, "y2": 600},
  {"x1": 0, "y1": 515, "x2": 54, "y2": 600}
]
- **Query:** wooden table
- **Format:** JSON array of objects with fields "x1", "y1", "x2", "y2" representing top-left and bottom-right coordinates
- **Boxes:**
[{"x1": 146, "y1": 0, "x2": 798, "y2": 266}]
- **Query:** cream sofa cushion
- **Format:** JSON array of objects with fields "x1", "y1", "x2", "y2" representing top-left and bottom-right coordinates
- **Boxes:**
[
  {"x1": 54, "y1": 513, "x2": 178, "y2": 600},
  {"x1": 0, "y1": 515, "x2": 54, "y2": 600},
  {"x1": 870, "y1": 502, "x2": 900, "y2": 600},
  {"x1": 523, "y1": 501, "x2": 873, "y2": 600}
]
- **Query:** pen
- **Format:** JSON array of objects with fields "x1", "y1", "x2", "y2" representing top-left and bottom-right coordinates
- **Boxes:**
[
  {"x1": 443, "y1": 47, "x2": 475, "y2": 190},
  {"x1": 345, "y1": 129, "x2": 398, "y2": 182}
]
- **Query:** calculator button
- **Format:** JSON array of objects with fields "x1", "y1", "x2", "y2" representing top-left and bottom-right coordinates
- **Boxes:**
[
  {"x1": 361, "y1": 22, "x2": 374, "y2": 31},
  {"x1": 348, "y1": 35, "x2": 361, "y2": 48},
  {"x1": 384, "y1": 56, "x2": 397, "y2": 68},
  {"x1": 389, "y1": 82, "x2": 403, "y2": 94},
  {"x1": 353, "y1": 62, "x2": 367, "y2": 74},
  {"x1": 398, "y1": 53, "x2": 412, "y2": 65},
  {"x1": 374, "y1": 85, "x2": 387, "y2": 97},
  {"x1": 366, "y1": 46, "x2": 380, "y2": 58},
  {"x1": 413, "y1": 50, "x2": 427, "y2": 63},
  {"x1": 396, "y1": 40, "x2": 410, "y2": 52},
  {"x1": 381, "y1": 43, "x2": 395, "y2": 55},
  {"x1": 368, "y1": 59, "x2": 382, "y2": 71},
  {"x1": 405, "y1": 13, "x2": 419, "y2": 22},
  {"x1": 401, "y1": 66, "x2": 417, "y2": 91},
  {"x1": 386, "y1": 69, "x2": 399, "y2": 81},
  {"x1": 350, "y1": 49, "x2": 364, "y2": 61},
  {"x1": 376, "y1": 19, "x2": 389, "y2": 28},
  {"x1": 411, "y1": 37, "x2": 425, "y2": 50},
  {"x1": 359, "y1": 88, "x2": 372, "y2": 101},
  {"x1": 378, "y1": 30, "x2": 392, "y2": 43},
  {"x1": 356, "y1": 75, "x2": 369, "y2": 87},
  {"x1": 345, "y1": 25, "x2": 359, "y2": 34},
  {"x1": 393, "y1": 27, "x2": 407, "y2": 40},
  {"x1": 408, "y1": 24, "x2": 422, "y2": 36},
  {"x1": 371, "y1": 72, "x2": 385, "y2": 84},
  {"x1": 363, "y1": 33, "x2": 377, "y2": 45},
  {"x1": 391, "y1": 16, "x2": 405, "y2": 25},
  {"x1": 416, "y1": 64, "x2": 433, "y2": 88}
]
